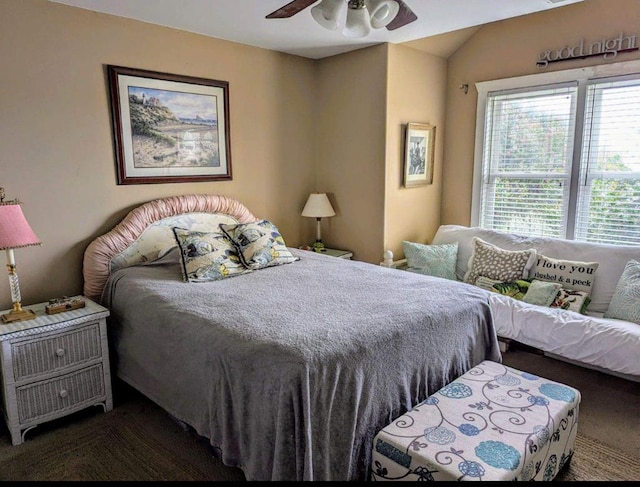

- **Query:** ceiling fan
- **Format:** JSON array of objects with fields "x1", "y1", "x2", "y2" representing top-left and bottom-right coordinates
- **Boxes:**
[{"x1": 266, "y1": 0, "x2": 418, "y2": 37}]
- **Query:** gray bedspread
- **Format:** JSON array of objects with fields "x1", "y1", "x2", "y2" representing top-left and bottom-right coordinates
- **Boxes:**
[{"x1": 102, "y1": 248, "x2": 500, "y2": 481}]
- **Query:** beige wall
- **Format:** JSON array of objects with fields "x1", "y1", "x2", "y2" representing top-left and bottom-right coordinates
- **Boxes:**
[
  {"x1": 1, "y1": 0, "x2": 433, "y2": 311},
  {"x1": 315, "y1": 45, "x2": 388, "y2": 264},
  {"x1": 314, "y1": 43, "x2": 447, "y2": 264},
  {"x1": 384, "y1": 44, "x2": 447, "y2": 260},
  {"x1": 443, "y1": 0, "x2": 640, "y2": 225},
  {"x1": 5, "y1": 0, "x2": 630, "y2": 312},
  {"x1": 0, "y1": 0, "x2": 317, "y2": 310}
]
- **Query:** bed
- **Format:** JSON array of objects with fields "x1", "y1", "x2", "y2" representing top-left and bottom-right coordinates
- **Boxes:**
[{"x1": 82, "y1": 194, "x2": 501, "y2": 481}]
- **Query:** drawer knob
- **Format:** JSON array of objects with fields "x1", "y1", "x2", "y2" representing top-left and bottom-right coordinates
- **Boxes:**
[
  {"x1": 55, "y1": 348, "x2": 66, "y2": 357},
  {"x1": 59, "y1": 389, "x2": 68, "y2": 398}
]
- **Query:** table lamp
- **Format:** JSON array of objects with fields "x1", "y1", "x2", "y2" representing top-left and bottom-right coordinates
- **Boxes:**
[
  {"x1": 0, "y1": 188, "x2": 42, "y2": 324},
  {"x1": 301, "y1": 193, "x2": 335, "y2": 252}
]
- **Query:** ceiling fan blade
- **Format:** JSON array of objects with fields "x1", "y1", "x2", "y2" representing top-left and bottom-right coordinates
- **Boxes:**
[
  {"x1": 266, "y1": 0, "x2": 319, "y2": 19},
  {"x1": 385, "y1": 0, "x2": 417, "y2": 31}
]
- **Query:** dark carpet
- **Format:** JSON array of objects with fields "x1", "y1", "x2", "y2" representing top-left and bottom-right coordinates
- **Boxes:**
[{"x1": 1, "y1": 348, "x2": 638, "y2": 481}]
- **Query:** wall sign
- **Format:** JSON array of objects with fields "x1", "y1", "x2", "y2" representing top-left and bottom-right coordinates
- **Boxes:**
[{"x1": 537, "y1": 32, "x2": 638, "y2": 68}]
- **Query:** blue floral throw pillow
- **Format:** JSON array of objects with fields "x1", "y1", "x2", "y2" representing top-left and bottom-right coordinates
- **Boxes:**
[
  {"x1": 402, "y1": 241, "x2": 458, "y2": 280},
  {"x1": 172, "y1": 228, "x2": 252, "y2": 282},
  {"x1": 220, "y1": 219, "x2": 298, "y2": 270},
  {"x1": 604, "y1": 259, "x2": 640, "y2": 323}
]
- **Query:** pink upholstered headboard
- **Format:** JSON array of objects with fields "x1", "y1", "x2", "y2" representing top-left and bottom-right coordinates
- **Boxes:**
[{"x1": 82, "y1": 194, "x2": 258, "y2": 303}]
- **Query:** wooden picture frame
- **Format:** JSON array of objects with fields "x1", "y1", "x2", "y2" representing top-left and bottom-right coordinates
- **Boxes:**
[
  {"x1": 403, "y1": 123, "x2": 435, "y2": 188},
  {"x1": 107, "y1": 65, "x2": 232, "y2": 185}
]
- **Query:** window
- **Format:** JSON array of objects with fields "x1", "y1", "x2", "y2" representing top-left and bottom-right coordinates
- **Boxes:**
[{"x1": 472, "y1": 61, "x2": 640, "y2": 246}]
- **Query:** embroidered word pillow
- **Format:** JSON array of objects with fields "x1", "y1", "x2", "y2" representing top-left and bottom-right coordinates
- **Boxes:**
[
  {"x1": 463, "y1": 237, "x2": 537, "y2": 286},
  {"x1": 530, "y1": 254, "x2": 599, "y2": 295},
  {"x1": 604, "y1": 259, "x2": 640, "y2": 324},
  {"x1": 172, "y1": 228, "x2": 251, "y2": 282},
  {"x1": 220, "y1": 219, "x2": 298, "y2": 270},
  {"x1": 402, "y1": 241, "x2": 458, "y2": 280}
]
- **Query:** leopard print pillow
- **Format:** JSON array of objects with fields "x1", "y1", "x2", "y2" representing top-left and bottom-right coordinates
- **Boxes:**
[{"x1": 464, "y1": 237, "x2": 537, "y2": 286}]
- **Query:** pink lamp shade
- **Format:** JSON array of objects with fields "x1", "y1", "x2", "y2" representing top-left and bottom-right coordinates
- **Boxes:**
[{"x1": 0, "y1": 203, "x2": 41, "y2": 250}]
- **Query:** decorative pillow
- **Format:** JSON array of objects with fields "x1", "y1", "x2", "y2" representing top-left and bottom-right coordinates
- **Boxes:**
[
  {"x1": 402, "y1": 241, "x2": 458, "y2": 280},
  {"x1": 550, "y1": 289, "x2": 591, "y2": 314},
  {"x1": 603, "y1": 260, "x2": 640, "y2": 323},
  {"x1": 491, "y1": 279, "x2": 531, "y2": 300},
  {"x1": 463, "y1": 237, "x2": 537, "y2": 286},
  {"x1": 474, "y1": 276, "x2": 502, "y2": 292},
  {"x1": 530, "y1": 254, "x2": 599, "y2": 295},
  {"x1": 172, "y1": 228, "x2": 252, "y2": 282},
  {"x1": 220, "y1": 219, "x2": 298, "y2": 270},
  {"x1": 522, "y1": 279, "x2": 562, "y2": 307}
]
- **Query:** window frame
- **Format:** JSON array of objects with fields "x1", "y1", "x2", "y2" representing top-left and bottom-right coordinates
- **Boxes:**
[
  {"x1": 471, "y1": 59, "x2": 640, "y2": 241},
  {"x1": 479, "y1": 83, "x2": 578, "y2": 239}
]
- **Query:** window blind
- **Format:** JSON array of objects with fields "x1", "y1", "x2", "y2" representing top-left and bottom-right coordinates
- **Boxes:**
[
  {"x1": 480, "y1": 85, "x2": 577, "y2": 238},
  {"x1": 575, "y1": 77, "x2": 640, "y2": 245}
]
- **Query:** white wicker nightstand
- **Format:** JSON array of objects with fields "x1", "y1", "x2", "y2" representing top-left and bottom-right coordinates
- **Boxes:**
[{"x1": 0, "y1": 296, "x2": 112, "y2": 445}]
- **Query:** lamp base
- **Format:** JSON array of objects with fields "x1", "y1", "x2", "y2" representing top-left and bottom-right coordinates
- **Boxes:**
[
  {"x1": 1, "y1": 307, "x2": 37, "y2": 324},
  {"x1": 311, "y1": 241, "x2": 326, "y2": 252}
]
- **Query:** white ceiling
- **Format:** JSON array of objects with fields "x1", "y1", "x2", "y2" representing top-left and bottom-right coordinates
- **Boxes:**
[{"x1": 49, "y1": 0, "x2": 583, "y2": 59}]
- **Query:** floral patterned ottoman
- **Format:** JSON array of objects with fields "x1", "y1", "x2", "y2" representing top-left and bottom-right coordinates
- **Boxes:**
[{"x1": 371, "y1": 360, "x2": 580, "y2": 481}]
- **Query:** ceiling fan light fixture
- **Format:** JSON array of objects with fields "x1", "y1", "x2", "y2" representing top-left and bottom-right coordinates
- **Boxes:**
[
  {"x1": 343, "y1": 2, "x2": 371, "y2": 38},
  {"x1": 365, "y1": 0, "x2": 399, "y2": 29},
  {"x1": 267, "y1": 0, "x2": 417, "y2": 37},
  {"x1": 310, "y1": 0, "x2": 344, "y2": 31}
]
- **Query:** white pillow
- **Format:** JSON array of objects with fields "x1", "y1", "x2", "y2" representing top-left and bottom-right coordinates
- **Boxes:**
[{"x1": 530, "y1": 254, "x2": 599, "y2": 295}]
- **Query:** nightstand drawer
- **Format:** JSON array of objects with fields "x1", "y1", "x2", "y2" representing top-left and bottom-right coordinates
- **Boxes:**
[
  {"x1": 11, "y1": 323, "x2": 102, "y2": 382},
  {"x1": 16, "y1": 364, "x2": 105, "y2": 423}
]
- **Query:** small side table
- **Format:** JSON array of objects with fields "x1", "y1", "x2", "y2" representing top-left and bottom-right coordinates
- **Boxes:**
[
  {"x1": 300, "y1": 247, "x2": 353, "y2": 259},
  {"x1": 321, "y1": 248, "x2": 353, "y2": 259},
  {"x1": 0, "y1": 296, "x2": 112, "y2": 445}
]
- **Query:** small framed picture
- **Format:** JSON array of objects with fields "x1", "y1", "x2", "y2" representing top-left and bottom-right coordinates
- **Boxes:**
[
  {"x1": 107, "y1": 65, "x2": 232, "y2": 185},
  {"x1": 403, "y1": 123, "x2": 435, "y2": 188}
]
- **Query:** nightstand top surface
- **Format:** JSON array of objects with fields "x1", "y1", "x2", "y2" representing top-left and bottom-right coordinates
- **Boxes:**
[
  {"x1": 0, "y1": 296, "x2": 108, "y2": 339},
  {"x1": 302, "y1": 247, "x2": 353, "y2": 258}
]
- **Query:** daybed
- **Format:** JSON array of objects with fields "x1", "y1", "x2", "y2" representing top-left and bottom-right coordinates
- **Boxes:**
[
  {"x1": 392, "y1": 224, "x2": 640, "y2": 382},
  {"x1": 82, "y1": 195, "x2": 500, "y2": 481}
]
